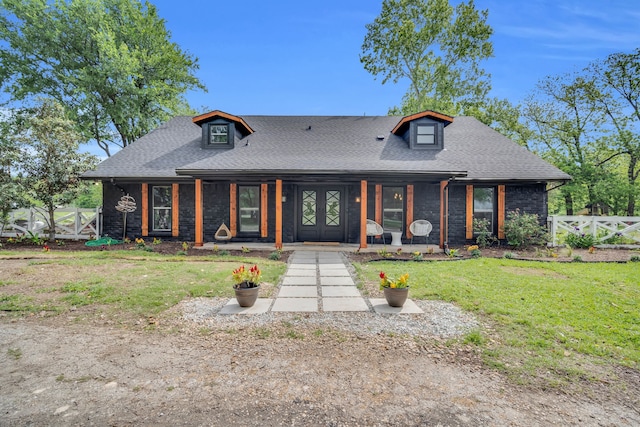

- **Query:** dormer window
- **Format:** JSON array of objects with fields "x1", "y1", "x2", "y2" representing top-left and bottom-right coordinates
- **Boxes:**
[
  {"x1": 416, "y1": 124, "x2": 436, "y2": 145},
  {"x1": 409, "y1": 120, "x2": 443, "y2": 150},
  {"x1": 193, "y1": 110, "x2": 254, "y2": 150},
  {"x1": 202, "y1": 121, "x2": 235, "y2": 149},
  {"x1": 209, "y1": 124, "x2": 228, "y2": 144},
  {"x1": 391, "y1": 110, "x2": 452, "y2": 151}
]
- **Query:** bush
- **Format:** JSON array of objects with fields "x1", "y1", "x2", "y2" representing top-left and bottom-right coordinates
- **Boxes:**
[
  {"x1": 473, "y1": 217, "x2": 497, "y2": 248},
  {"x1": 502, "y1": 209, "x2": 548, "y2": 248},
  {"x1": 564, "y1": 230, "x2": 597, "y2": 249}
]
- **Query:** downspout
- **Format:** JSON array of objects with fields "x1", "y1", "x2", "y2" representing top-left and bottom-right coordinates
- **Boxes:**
[{"x1": 443, "y1": 177, "x2": 454, "y2": 251}]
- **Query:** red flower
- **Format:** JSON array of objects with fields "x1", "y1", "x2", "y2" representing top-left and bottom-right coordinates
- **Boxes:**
[{"x1": 379, "y1": 271, "x2": 386, "y2": 279}]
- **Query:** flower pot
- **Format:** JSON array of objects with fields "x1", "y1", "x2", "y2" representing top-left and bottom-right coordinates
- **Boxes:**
[
  {"x1": 234, "y1": 284, "x2": 260, "y2": 307},
  {"x1": 383, "y1": 287, "x2": 409, "y2": 307}
]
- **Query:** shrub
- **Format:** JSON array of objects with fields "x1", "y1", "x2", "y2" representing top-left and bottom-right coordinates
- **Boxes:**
[
  {"x1": 268, "y1": 250, "x2": 282, "y2": 260},
  {"x1": 473, "y1": 217, "x2": 497, "y2": 248},
  {"x1": 502, "y1": 209, "x2": 548, "y2": 248},
  {"x1": 503, "y1": 252, "x2": 515, "y2": 259},
  {"x1": 564, "y1": 228, "x2": 597, "y2": 249}
]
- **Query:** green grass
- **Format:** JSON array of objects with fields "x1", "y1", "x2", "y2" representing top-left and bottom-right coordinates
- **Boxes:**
[
  {"x1": 0, "y1": 251, "x2": 287, "y2": 317},
  {"x1": 357, "y1": 258, "x2": 639, "y2": 380}
]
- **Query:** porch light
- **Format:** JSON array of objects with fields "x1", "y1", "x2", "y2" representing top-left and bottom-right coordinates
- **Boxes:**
[{"x1": 355, "y1": 196, "x2": 361, "y2": 203}]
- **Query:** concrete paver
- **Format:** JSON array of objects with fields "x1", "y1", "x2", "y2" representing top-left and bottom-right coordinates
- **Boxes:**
[
  {"x1": 370, "y1": 298, "x2": 424, "y2": 314},
  {"x1": 320, "y1": 276, "x2": 355, "y2": 286},
  {"x1": 271, "y1": 297, "x2": 318, "y2": 312},
  {"x1": 321, "y1": 286, "x2": 362, "y2": 297},
  {"x1": 282, "y1": 276, "x2": 317, "y2": 285},
  {"x1": 278, "y1": 286, "x2": 318, "y2": 297},
  {"x1": 322, "y1": 297, "x2": 369, "y2": 312},
  {"x1": 219, "y1": 299, "x2": 273, "y2": 315}
]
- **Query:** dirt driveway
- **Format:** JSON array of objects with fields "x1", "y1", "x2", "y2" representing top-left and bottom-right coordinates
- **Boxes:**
[{"x1": 2, "y1": 316, "x2": 638, "y2": 426}]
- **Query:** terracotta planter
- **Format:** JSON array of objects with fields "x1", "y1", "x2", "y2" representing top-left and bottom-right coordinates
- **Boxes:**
[
  {"x1": 383, "y1": 287, "x2": 409, "y2": 307},
  {"x1": 234, "y1": 284, "x2": 260, "y2": 307}
]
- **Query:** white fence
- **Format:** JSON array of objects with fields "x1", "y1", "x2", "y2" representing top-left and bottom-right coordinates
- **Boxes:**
[
  {"x1": 1, "y1": 207, "x2": 102, "y2": 240},
  {"x1": 547, "y1": 215, "x2": 640, "y2": 247}
]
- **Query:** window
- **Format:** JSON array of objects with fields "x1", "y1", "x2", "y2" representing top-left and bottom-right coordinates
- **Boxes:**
[
  {"x1": 202, "y1": 121, "x2": 235, "y2": 148},
  {"x1": 383, "y1": 186, "x2": 404, "y2": 232},
  {"x1": 238, "y1": 186, "x2": 260, "y2": 233},
  {"x1": 152, "y1": 186, "x2": 171, "y2": 231},
  {"x1": 209, "y1": 124, "x2": 228, "y2": 144},
  {"x1": 473, "y1": 187, "x2": 495, "y2": 234},
  {"x1": 416, "y1": 124, "x2": 435, "y2": 145},
  {"x1": 409, "y1": 121, "x2": 443, "y2": 150}
]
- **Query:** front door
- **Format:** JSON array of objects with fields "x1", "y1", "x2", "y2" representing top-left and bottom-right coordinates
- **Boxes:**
[{"x1": 297, "y1": 186, "x2": 345, "y2": 242}]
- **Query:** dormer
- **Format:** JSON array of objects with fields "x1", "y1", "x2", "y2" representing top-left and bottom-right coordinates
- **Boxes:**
[
  {"x1": 192, "y1": 110, "x2": 254, "y2": 149},
  {"x1": 391, "y1": 110, "x2": 453, "y2": 150}
]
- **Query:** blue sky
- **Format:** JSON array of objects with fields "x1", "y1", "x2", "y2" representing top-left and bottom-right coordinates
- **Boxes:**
[{"x1": 150, "y1": 0, "x2": 640, "y2": 117}]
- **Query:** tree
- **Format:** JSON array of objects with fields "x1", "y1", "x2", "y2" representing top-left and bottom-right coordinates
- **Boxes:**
[
  {"x1": 0, "y1": 0, "x2": 205, "y2": 157},
  {"x1": 523, "y1": 74, "x2": 608, "y2": 215},
  {"x1": 589, "y1": 49, "x2": 640, "y2": 215},
  {"x1": 0, "y1": 114, "x2": 27, "y2": 233},
  {"x1": 15, "y1": 100, "x2": 98, "y2": 241},
  {"x1": 360, "y1": 0, "x2": 493, "y2": 116}
]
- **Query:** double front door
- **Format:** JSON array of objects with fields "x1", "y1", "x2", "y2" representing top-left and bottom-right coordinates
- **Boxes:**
[{"x1": 297, "y1": 186, "x2": 345, "y2": 242}]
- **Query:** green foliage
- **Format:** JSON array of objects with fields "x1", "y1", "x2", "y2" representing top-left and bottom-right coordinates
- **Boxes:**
[
  {"x1": 72, "y1": 183, "x2": 102, "y2": 208},
  {"x1": 357, "y1": 259, "x2": 640, "y2": 382},
  {"x1": 268, "y1": 250, "x2": 282, "y2": 260},
  {"x1": 564, "y1": 229, "x2": 597, "y2": 249},
  {"x1": 502, "y1": 210, "x2": 548, "y2": 248},
  {"x1": 473, "y1": 217, "x2": 497, "y2": 248},
  {"x1": 360, "y1": 0, "x2": 493, "y2": 116},
  {"x1": 0, "y1": 0, "x2": 205, "y2": 157},
  {"x1": 0, "y1": 252, "x2": 287, "y2": 316},
  {"x1": 14, "y1": 100, "x2": 98, "y2": 240}
]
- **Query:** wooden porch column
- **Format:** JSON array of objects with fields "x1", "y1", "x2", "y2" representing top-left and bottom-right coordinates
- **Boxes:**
[
  {"x1": 466, "y1": 185, "x2": 474, "y2": 240},
  {"x1": 141, "y1": 183, "x2": 148, "y2": 237},
  {"x1": 375, "y1": 184, "x2": 382, "y2": 228},
  {"x1": 360, "y1": 180, "x2": 368, "y2": 249},
  {"x1": 405, "y1": 184, "x2": 414, "y2": 238},
  {"x1": 260, "y1": 183, "x2": 268, "y2": 238},
  {"x1": 229, "y1": 183, "x2": 237, "y2": 237},
  {"x1": 194, "y1": 179, "x2": 203, "y2": 247},
  {"x1": 440, "y1": 181, "x2": 448, "y2": 248},
  {"x1": 275, "y1": 179, "x2": 283, "y2": 249}
]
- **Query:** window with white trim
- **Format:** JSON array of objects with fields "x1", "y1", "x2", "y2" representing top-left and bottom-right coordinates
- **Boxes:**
[
  {"x1": 238, "y1": 185, "x2": 260, "y2": 233},
  {"x1": 152, "y1": 186, "x2": 171, "y2": 231},
  {"x1": 383, "y1": 186, "x2": 404, "y2": 232}
]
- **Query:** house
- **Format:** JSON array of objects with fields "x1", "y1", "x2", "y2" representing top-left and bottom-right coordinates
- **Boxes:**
[{"x1": 82, "y1": 110, "x2": 570, "y2": 248}]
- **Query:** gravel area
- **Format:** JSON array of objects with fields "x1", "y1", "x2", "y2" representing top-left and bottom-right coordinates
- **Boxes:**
[{"x1": 179, "y1": 298, "x2": 479, "y2": 339}]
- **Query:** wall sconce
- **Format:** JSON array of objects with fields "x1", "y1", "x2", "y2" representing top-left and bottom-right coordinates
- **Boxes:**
[
  {"x1": 355, "y1": 196, "x2": 361, "y2": 203},
  {"x1": 282, "y1": 195, "x2": 287, "y2": 203}
]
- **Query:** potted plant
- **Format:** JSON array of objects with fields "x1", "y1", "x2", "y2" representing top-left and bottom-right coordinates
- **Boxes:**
[
  {"x1": 379, "y1": 271, "x2": 409, "y2": 307},
  {"x1": 232, "y1": 264, "x2": 261, "y2": 307}
]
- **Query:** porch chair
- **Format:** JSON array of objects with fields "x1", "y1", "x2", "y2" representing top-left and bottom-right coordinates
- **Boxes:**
[
  {"x1": 409, "y1": 220, "x2": 432, "y2": 245},
  {"x1": 366, "y1": 219, "x2": 385, "y2": 245}
]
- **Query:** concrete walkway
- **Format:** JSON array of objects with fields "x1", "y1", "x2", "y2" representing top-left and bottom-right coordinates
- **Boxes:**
[{"x1": 220, "y1": 251, "x2": 423, "y2": 315}]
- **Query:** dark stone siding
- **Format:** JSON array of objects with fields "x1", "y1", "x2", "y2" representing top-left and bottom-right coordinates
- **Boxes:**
[
  {"x1": 447, "y1": 184, "x2": 468, "y2": 245},
  {"x1": 505, "y1": 183, "x2": 548, "y2": 224},
  {"x1": 346, "y1": 184, "x2": 361, "y2": 243},
  {"x1": 203, "y1": 182, "x2": 229, "y2": 242},
  {"x1": 101, "y1": 180, "x2": 549, "y2": 246},
  {"x1": 411, "y1": 182, "x2": 441, "y2": 245},
  {"x1": 178, "y1": 184, "x2": 195, "y2": 241},
  {"x1": 102, "y1": 182, "x2": 142, "y2": 240}
]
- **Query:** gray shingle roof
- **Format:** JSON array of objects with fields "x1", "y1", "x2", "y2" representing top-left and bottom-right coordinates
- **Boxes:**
[{"x1": 83, "y1": 114, "x2": 570, "y2": 182}]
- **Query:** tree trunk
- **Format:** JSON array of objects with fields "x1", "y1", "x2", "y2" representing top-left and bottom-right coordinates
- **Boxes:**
[
  {"x1": 626, "y1": 155, "x2": 638, "y2": 216},
  {"x1": 564, "y1": 192, "x2": 574, "y2": 215},
  {"x1": 47, "y1": 205, "x2": 56, "y2": 242}
]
